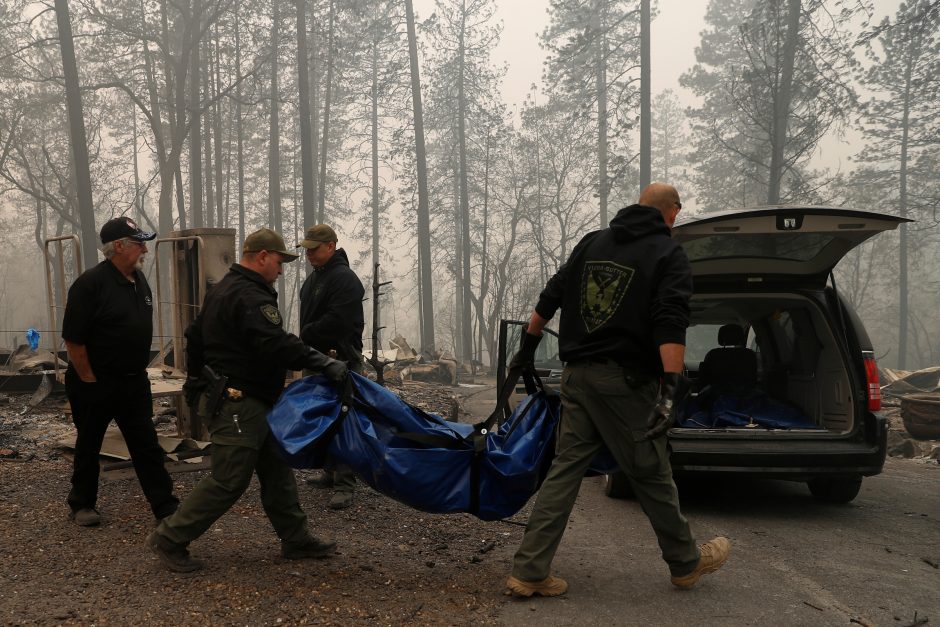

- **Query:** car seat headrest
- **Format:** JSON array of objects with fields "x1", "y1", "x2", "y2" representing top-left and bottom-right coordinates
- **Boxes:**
[{"x1": 718, "y1": 324, "x2": 745, "y2": 347}]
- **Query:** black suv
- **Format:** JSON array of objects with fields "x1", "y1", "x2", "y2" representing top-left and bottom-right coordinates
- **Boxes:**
[{"x1": 497, "y1": 206, "x2": 909, "y2": 503}]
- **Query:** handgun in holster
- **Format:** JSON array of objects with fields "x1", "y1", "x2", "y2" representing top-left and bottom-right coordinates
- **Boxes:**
[{"x1": 202, "y1": 365, "x2": 229, "y2": 419}]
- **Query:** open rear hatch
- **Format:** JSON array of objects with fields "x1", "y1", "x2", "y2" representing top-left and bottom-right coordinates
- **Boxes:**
[{"x1": 672, "y1": 206, "x2": 910, "y2": 286}]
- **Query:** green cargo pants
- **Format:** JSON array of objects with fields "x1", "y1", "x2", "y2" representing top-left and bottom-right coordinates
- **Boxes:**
[
  {"x1": 512, "y1": 360, "x2": 700, "y2": 581},
  {"x1": 303, "y1": 360, "x2": 363, "y2": 494},
  {"x1": 156, "y1": 392, "x2": 313, "y2": 549}
]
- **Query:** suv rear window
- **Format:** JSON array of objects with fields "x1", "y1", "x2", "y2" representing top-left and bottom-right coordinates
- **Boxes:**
[
  {"x1": 684, "y1": 324, "x2": 725, "y2": 365},
  {"x1": 682, "y1": 233, "x2": 835, "y2": 263}
]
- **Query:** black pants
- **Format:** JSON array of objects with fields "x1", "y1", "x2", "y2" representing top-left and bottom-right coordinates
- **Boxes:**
[{"x1": 65, "y1": 367, "x2": 178, "y2": 518}]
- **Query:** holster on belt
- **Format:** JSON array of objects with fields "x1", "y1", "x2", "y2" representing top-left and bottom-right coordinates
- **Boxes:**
[{"x1": 202, "y1": 365, "x2": 229, "y2": 419}]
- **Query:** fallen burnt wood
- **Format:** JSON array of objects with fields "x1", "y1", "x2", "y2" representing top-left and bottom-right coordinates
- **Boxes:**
[{"x1": 901, "y1": 393, "x2": 940, "y2": 440}]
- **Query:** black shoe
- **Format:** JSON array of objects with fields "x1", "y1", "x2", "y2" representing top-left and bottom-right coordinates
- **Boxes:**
[
  {"x1": 147, "y1": 530, "x2": 204, "y2": 573},
  {"x1": 282, "y1": 537, "x2": 337, "y2": 560}
]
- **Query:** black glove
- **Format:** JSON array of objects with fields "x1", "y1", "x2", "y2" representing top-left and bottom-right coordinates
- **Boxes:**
[
  {"x1": 322, "y1": 359, "x2": 348, "y2": 384},
  {"x1": 182, "y1": 376, "x2": 205, "y2": 409},
  {"x1": 508, "y1": 331, "x2": 542, "y2": 370},
  {"x1": 305, "y1": 349, "x2": 348, "y2": 385},
  {"x1": 643, "y1": 372, "x2": 683, "y2": 441}
]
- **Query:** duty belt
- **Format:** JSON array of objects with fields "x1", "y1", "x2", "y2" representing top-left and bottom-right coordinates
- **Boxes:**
[{"x1": 572, "y1": 358, "x2": 653, "y2": 380}]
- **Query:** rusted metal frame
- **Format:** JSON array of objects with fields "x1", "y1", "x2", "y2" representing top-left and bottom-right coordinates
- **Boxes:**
[
  {"x1": 42, "y1": 235, "x2": 83, "y2": 382},
  {"x1": 154, "y1": 236, "x2": 206, "y2": 372}
]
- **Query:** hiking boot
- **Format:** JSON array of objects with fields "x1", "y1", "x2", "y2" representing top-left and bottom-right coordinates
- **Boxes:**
[
  {"x1": 282, "y1": 537, "x2": 337, "y2": 560},
  {"x1": 329, "y1": 491, "x2": 354, "y2": 510},
  {"x1": 147, "y1": 530, "x2": 204, "y2": 573},
  {"x1": 70, "y1": 508, "x2": 100, "y2": 527},
  {"x1": 505, "y1": 575, "x2": 568, "y2": 598},
  {"x1": 306, "y1": 472, "x2": 334, "y2": 489},
  {"x1": 671, "y1": 537, "x2": 731, "y2": 589}
]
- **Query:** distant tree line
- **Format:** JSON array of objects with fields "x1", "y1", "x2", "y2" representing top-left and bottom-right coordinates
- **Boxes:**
[{"x1": 0, "y1": 0, "x2": 937, "y2": 369}]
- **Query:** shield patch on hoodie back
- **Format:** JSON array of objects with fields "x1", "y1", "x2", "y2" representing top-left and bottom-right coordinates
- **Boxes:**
[{"x1": 580, "y1": 261, "x2": 634, "y2": 333}]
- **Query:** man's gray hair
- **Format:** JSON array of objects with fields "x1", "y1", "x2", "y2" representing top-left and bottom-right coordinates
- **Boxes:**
[{"x1": 100, "y1": 238, "x2": 136, "y2": 259}]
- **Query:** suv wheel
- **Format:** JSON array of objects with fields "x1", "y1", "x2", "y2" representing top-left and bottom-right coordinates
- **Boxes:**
[
  {"x1": 603, "y1": 472, "x2": 634, "y2": 499},
  {"x1": 807, "y1": 477, "x2": 862, "y2": 504}
]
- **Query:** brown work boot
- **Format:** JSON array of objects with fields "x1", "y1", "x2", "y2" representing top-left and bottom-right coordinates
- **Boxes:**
[
  {"x1": 281, "y1": 536, "x2": 337, "y2": 560},
  {"x1": 147, "y1": 530, "x2": 204, "y2": 573},
  {"x1": 306, "y1": 472, "x2": 334, "y2": 489},
  {"x1": 329, "y1": 491, "x2": 354, "y2": 510},
  {"x1": 505, "y1": 575, "x2": 568, "y2": 598},
  {"x1": 70, "y1": 508, "x2": 100, "y2": 527},
  {"x1": 671, "y1": 537, "x2": 731, "y2": 589}
]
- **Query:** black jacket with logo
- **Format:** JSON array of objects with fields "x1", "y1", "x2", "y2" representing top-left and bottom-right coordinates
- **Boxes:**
[
  {"x1": 298, "y1": 249, "x2": 365, "y2": 366},
  {"x1": 185, "y1": 264, "x2": 311, "y2": 405},
  {"x1": 534, "y1": 204, "x2": 693, "y2": 376}
]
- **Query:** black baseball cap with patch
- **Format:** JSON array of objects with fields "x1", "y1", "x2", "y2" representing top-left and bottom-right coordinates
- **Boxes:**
[{"x1": 100, "y1": 216, "x2": 157, "y2": 245}]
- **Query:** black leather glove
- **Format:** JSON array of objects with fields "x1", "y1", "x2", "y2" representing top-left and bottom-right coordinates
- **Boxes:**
[
  {"x1": 643, "y1": 372, "x2": 682, "y2": 440},
  {"x1": 322, "y1": 359, "x2": 348, "y2": 384},
  {"x1": 182, "y1": 376, "x2": 204, "y2": 409},
  {"x1": 305, "y1": 349, "x2": 348, "y2": 384},
  {"x1": 508, "y1": 331, "x2": 542, "y2": 370}
]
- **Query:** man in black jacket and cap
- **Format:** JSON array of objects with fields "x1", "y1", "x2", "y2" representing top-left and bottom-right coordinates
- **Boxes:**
[
  {"x1": 147, "y1": 228, "x2": 347, "y2": 573},
  {"x1": 297, "y1": 224, "x2": 365, "y2": 510},
  {"x1": 504, "y1": 183, "x2": 730, "y2": 598}
]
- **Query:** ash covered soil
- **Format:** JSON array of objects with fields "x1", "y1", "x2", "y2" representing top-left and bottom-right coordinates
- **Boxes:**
[{"x1": 0, "y1": 382, "x2": 527, "y2": 626}]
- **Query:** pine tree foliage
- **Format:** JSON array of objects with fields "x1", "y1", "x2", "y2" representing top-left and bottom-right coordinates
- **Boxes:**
[
  {"x1": 540, "y1": 0, "x2": 644, "y2": 227},
  {"x1": 856, "y1": 0, "x2": 940, "y2": 368},
  {"x1": 682, "y1": 0, "x2": 860, "y2": 209}
]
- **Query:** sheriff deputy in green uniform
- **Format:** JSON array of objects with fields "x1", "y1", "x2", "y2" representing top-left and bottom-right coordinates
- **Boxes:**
[{"x1": 147, "y1": 228, "x2": 347, "y2": 573}]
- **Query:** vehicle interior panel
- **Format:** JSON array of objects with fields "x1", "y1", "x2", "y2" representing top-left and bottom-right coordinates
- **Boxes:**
[{"x1": 680, "y1": 293, "x2": 856, "y2": 434}]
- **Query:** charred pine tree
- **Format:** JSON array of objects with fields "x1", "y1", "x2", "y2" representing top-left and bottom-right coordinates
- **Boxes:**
[
  {"x1": 317, "y1": 0, "x2": 335, "y2": 223},
  {"x1": 53, "y1": 0, "x2": 98, "y2": 269},
  {"x1": 404, "y1": 0, "x2": 435, "y2": 354},
  {"x1": 368, "y1": 263, "x2": 393, "y2": 386},
  {"x1": 297, "y1": 0, "x2": 317, "y2": 272}
]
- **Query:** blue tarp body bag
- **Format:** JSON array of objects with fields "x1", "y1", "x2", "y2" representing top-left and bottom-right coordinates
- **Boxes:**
[
  {"x1": 677, "y1": 385, "x2": 821, "y2": 429},
  {"x1": 267, "y1": 368, "x2": 567, "y2": 521}
]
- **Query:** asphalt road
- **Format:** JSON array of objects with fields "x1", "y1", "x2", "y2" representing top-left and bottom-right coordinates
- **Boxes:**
[{"x1": 456, "y1": 381, "x2": 940, "y2": 627}]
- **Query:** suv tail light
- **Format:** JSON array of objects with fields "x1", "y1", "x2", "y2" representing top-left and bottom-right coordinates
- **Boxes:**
[{"x1": 863, "y1": 353, "x2": 881, "y2": 411}]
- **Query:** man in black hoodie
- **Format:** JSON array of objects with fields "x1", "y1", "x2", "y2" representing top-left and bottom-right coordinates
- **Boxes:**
[
  {"x1": 297, "y1": 224, "x2": 365, "y2": 509},
  {"x1": 505, "y1": 183, "x2": 730, "y2": 598}
]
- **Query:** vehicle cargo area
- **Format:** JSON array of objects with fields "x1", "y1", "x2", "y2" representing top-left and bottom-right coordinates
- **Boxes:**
[{"x1": 676, "y1": 292, "x2": 857, "y2": 435}]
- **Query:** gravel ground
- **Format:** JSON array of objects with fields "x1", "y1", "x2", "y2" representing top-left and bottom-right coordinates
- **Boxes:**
[
  {"x1": 0, "y1": 384, "x2": 528, "y2": 626},
  {"x1": 2, "y1": 383, "x2": 936, "y2": 625}
]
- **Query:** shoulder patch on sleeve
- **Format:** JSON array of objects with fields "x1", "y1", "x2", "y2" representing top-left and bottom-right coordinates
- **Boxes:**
[{"x1": 260, "y1": 304, "x2": 283, "y2": 326}]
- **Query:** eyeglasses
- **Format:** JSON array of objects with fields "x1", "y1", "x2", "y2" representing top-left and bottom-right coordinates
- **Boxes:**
[
  {"x1": 675, "y1": 201, "x2": 682, "y2": 210},
  {"x1": 122, "y1": 239, "x2": 145, "y2": 248}
]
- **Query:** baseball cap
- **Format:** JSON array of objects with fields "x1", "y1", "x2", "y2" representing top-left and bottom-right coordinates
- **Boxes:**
[
  {"x1": 99, "y1": 216, "x2": 157, "y2": 245},
  {"x1": 243, "y1": 228, "x2": 299, "y2": 262},
  {"x1": 297, "y1": 224, "x2": 338, "y2": 250}
]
